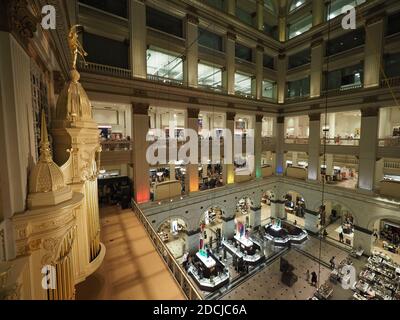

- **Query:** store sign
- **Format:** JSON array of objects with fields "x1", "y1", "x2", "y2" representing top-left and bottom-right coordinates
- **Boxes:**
[
  {"x1": 41, "y1": 265, "x2": 56, "y2": 290},
  {"x1": 341, "y1": 5, "x2": 356, "y2": 30},
  {"x1": 41, "y1": 5, "x2": 57, "y2": 30},
  {"x1": 146, "y1": 125, "x2": 255, "y2": 175},
  {"x1": 340, "y1": 264, "x2": 357, "y2": 290}
]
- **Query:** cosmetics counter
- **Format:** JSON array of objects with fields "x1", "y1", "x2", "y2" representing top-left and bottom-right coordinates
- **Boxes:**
[
  {"x1": 187, "y1": 250, "x2": 230, "y2": 292},
  {"x1": 222, "y1": 235, "x2": 264, "y2": 266},
  {"x1": 264, "y1": 220, "x2": 308, "y2": 246}
]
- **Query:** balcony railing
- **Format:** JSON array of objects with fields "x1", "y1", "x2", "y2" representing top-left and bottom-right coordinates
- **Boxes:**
[
  {"x1": 132, "y1": 200, "x2": 203, "y2": 300},
  {"x1": 235, "y1": 90, "x2": 256, "y2": 99},
  {"x1": 381, "y1": 76, "x2": 400, "y2": 88},
  {"x1": 384, "y1": 160, "x2": 400, "y2": 170},
  {"x1": 285, "y1": 137, "x2": 309, "y2": 144},
  {"x1": 285, "y1": 94, "x2": 310, "y2": 101},
  {"x1": 78, "y1": 61, "x2": 132, "y2": 78},
  {"x1": 147, "y1": 74, "x2": 184, "y2": 86},
  {"x1": 321, "y1": 138, "x2": 360, "y2": 146},
  {"x1": 198, "y1": 84, "x2": 227, "y2": 94},
  {"x1": 262, "y1": 136, "x2": 276, "y2": 147},
  {"x1": 378, "y1": 137, "x2": 400, "y2": 147},
  {"x1": 101, "y1": 140, "x2": 133, "y2": 151}
]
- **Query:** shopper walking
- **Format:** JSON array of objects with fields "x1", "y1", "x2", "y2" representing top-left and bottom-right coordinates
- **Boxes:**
[
  {"x1": 311, "y1": 271, "x2": 318, "y2": 287},
  {"x1": 329, "y1": 256, "x2": 336, "y2": 270},
  {"x1": 339, "y1": 231, "x2": 344, "y2": 243}
]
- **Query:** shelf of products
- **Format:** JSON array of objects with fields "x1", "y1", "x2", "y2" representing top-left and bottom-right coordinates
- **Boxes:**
[{"x1": 352, "y1": 251, "x2": 400, "y2": 300}]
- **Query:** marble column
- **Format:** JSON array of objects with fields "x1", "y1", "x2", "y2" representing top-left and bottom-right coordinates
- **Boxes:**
[
  {"x1": 222, "y1": 216, "x2": 236, "y2": 240},
  {"x1": 312, "y1": 0, "x2": 325, "y2": 26},
  {"x1": 310, "y1": 37, "x2": 324, "y2": 98},
  {"x1": 226, "y1": 0, "x2": 236, "y2": 15},
  {"x1": 249, "y1": 206, "x2": 262, "y2": 230},
  {"x1": 270, "y1": 200, "x2": 285, "y2": 219},
  {"x1": 308, "y1": 113, "x2": 321, "y2": 182},
  {"x1": 224, "y1": 32, "x2": 236, "y2": 95},
  {"x1": 364, "y1": 14, "x2": 384, "y2": 89},
  {"x1": 185, "y1": 108, "x2": 200, "y2": 193},
  {"x1": 277, "y1": 53, "x2": 287, "y2": 104},
  {"x1": 358, "y1": 108, "x2": 379, "y2": 192},
  {"x1": 133, "y1": 103, "x2": 150, "y2": 203},
  {"x1": 275, "y1": 116, "x2": 285, "y2": 175},
  {"x1": 223, "y1": 112, "x2": 235, "y2": 185},
  {"x1": 278, "y1": 11, "x2": 287, "y2": 42},
  {"x1": 256, "y1": 0, "x2": 264, "y2": 31},
  {"x1": 185, "y1": 230, "x2": 200, "y2": 255},
  {"x1": 255, "y1": 45, "x2": 264, "y2": 100},
  {"x1": 254, "y1": 115, "x2": 263, "y2": 178},
  {"x1": 374, "y1": 158, "x2": 384, "y2": 190},
  {"x1": 129, "y1": 0, "x2": 147, "y2": 78},
  {"x1": 185, "y1": 14, "x2": 199, "y2": 88},
  {"x1": 353, "y1": 226, "x2": 373, "y2": 255},
  {"x1": 304, "y1": 210, "x2": 320, "y2": 234}
]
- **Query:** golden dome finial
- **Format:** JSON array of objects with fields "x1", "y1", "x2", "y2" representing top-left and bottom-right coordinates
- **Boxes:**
[{"x1": 39, "y1": 109, "x2": 52, "y2": 162}]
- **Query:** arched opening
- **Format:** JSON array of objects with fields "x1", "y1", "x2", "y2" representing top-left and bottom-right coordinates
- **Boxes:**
[
  {"x1": 261, "y1": 191, "x2": 274, "y2": 226},
  {"x1": 199, "y1": 206, "x2": 224, "y2": 249},
  {"x1": 235, "y1": 196, "x2": 254, "y2": 230},
  {"x1": 284, "y1": 191, "x2": 306, "y2": 227},
  {"x1": 372, "y1": 218, "x2": 400, "y2": 264},
  {"x1": 321, "y1": 200, "x2": 355, "y2": 248},
  {"x1": 157, "y1": 218, "x2": 188, "y2": 259}
]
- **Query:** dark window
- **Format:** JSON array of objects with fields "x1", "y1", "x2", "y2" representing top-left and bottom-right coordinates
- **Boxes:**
[
  {"x1": 79, "y1": 0, "x2": 127, "y2": 18},
  {"x1": 287, "y1": 77, "x2": 310, "y2": 98},
  {"x1": 204, "y1": 0, "x2": 225, "y2": 10},
  {"x1": 326, "y1": 29, "x2": 365, "y2": 56},
  {"x1": 387, "y1": 12, "x2": 400, "y2": 36},
  {"x1": 288, "y1": 49, "x2": 311, "y2": 69},
  {"x1": 235, "y1": 43, "x2": 253, "y2": 62},
  {"x1": 83, "y1": 32, "x2": 129, "y2": 69},
  {"x1": 384, "y1": 53, "x2": 400, "y2": 78},
  {"x1": 263, "y1": 54, "x2": 274, "y2": 69},
  {"x1": 264, "y1": 23, "x2": 278, "y2": 40},
  {"x1": 236, "y1": 7, "x2": 253, "y2": 26},
  {"x1": 146, "y1": 6, "x2": 183, "y2": 38},
  {"x1": 325, "y1": 63, "x2": 363, "y2": 90},
  {"x1": 198, "y1": 28, "x2": 223, "y2": 52}
]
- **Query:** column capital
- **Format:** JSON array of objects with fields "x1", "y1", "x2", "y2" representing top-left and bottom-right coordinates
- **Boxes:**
[
  {"x1": 278, "y1": 53, "x2": 286, "y2": 60},
  {"x1": 277, "y1": 116, "x2": 285, "y2": 124},
  {"x1": 226, "y1": 31, "x2": 237, "y2": 41},
  {"x1": 365, "y1": 6, "x2": 386, "y2": 26},
  {"x1": 226, "y1": 112, "x2": 236, "y2": 121},
  {"x1": 256, "y1": 44, "x2": 264, "y2": 52},
  {"x1": 256, "y1": 114, "x2": 264, "y2": 123},
  {"x1": 186, "y1": 13, "x2": 199, "y2": 25},
  {"x1": 361, "y1": 107, "x2": 379, "y2": 117},
  {"x1": 187, "y1": 108, "x2": 200, "y2": 119},
  {"x1": 311, "y1": 33, "x2": 324, "y2": 48},
  {"x1": 309, "y1": 113, "x2": 321, "y2": 121},
  {"x1": 132, "y1": 103, "x2": 149, "y2": 115}
]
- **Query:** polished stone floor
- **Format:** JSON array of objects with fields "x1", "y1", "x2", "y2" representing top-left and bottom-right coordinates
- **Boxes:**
[
  {"x1": 76, "y1": 206, "x2": 185, "y2": 300},
  {"x1": 221, "y1": 236, "x2": 366, "y2": 300}
]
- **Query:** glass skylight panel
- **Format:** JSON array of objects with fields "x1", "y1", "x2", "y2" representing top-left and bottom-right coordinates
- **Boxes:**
[{"x1": 146, "y1": 49, "x2": 183, "y2": 80}]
